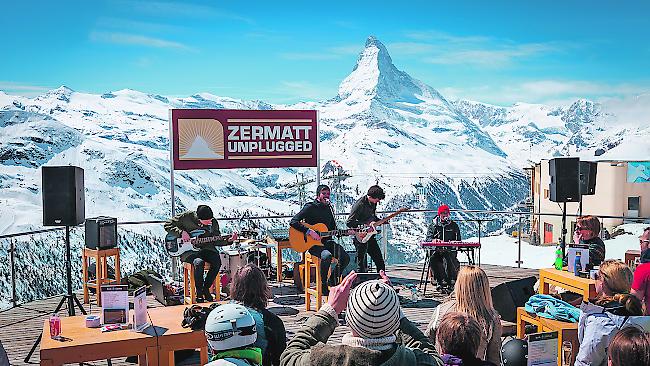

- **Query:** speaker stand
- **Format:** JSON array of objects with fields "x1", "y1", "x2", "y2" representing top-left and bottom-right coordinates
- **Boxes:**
[
  {"x1": 24, "y1": 225, "x2": 87, "y2": 363},
  {"x1": 560, "y1": 202, "x2": 568, "y2": 260}
]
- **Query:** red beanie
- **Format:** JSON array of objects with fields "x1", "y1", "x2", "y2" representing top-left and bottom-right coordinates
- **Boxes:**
[{"x1": 438, "y1": 204, "x2": 450, "y2": 215}]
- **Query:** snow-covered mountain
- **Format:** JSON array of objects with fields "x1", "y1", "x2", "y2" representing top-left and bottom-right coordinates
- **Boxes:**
[{"x1": 1, "y1": 36, "x2": 648, "y2": 306}]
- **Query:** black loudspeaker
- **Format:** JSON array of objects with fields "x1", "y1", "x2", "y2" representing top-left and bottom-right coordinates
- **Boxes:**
[
  {"x1": 549, "y1": 158, "x2": 580, "y2": 202},
  {"x1": 85, "y1": 216, "x2": 118, "y2": 249},
  {"x1": 579, "y1": 161, "x2": 598, "y2": 196},
  {"x1": 42, "y1": 166, "x2": 85, "y2": 226},
  {"x1": 491, "y1": 276, "x2": 537, "y2": 323}
]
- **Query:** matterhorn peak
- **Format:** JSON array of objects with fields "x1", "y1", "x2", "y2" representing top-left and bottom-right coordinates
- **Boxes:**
[{"x1": 338, "y1": 36, "x2": 444, "y2": 105}]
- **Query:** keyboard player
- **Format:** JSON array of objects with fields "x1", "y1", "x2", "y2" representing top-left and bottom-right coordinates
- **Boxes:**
[{"x1": 425, "y1": 204, "x2": 462, "y2": 293}]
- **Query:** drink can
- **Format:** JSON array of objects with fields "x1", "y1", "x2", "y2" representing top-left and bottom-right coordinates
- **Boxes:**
[{"x1": 49, "y1": 313, "x2": 61, "y2": 338}]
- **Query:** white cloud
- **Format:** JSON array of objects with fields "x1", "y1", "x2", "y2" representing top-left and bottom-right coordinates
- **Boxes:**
[
  {"x1": 90, "y1": 31, "x2": 194, "y2": 51},
  {"x1": 116, "y1": 1, "x2": 255, "y2": 24},
  {"x1": 0, "y1": 81, "x2": 51, "y2": 96},
  {"x1": 399, "y1": 29, "x2": 569, "y2": 67},
  {"x1": 441, "y1": 80, "x2": 650, "y2": 106}
]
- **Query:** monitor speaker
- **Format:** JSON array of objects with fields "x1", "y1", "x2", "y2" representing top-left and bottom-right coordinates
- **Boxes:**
[
  {"x1": 85, "y1": 217, "x2": 118, "y2": 249},
  {"x1": 549, "y1": 158, "x2": 580, "y2": 202},
  {"x1": 491, "y1": 276, "x2": 537, "y2": 323},
  {"x1": 579, "y1": 161, "x2": 598, "y2": 196},
  {"x1": 42, "y1": 166, "x2": 85, "y2": 226}
]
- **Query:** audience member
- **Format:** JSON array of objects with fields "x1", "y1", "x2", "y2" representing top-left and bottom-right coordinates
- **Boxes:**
[
  {"x1": 631, "y1": 227, "x2": 650, "y2": 314},
  {"x1": 607, "y1": 326, "x2": 650, "y2": 366},
  {"x1": 425, "y1": 266, "x2": 502, "y2": 365},
  {"x1": 231, "y1": 264, "x2": 286, "y2": 366},
  {"x1": 435, "y1": 312, "x2": 496, "y2": 366},
  {"x1": 575, "y1": 260, "x2": 650, "y2": 366},
  {"x1": 571, "y1": 215, "x2": 606, "y2": 268},
  {"x1": 205, "y1": 303, "x2": 261, "y2": 366},
  {"x1": 280, "y1": 271, "x2": 443, "y2": 366}
]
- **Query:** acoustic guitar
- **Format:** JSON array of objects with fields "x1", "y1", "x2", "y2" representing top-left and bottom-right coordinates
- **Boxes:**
[{"x1": 288, "y1": 223, "x2": 368, "y2": 253}]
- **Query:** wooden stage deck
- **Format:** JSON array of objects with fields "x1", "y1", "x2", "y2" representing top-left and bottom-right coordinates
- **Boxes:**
[{"x1": 0, "y1": 263, "x2": 538, "y2": 366}]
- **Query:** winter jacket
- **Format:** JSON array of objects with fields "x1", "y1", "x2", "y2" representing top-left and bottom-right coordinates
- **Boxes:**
[
  {"x1": 290, "y1": 200, "x2": 338, "y2": 234},
  {"x1": 524, "y1": 294, "x2": 581, "y2": 323},
  {"x1": 164, "y1": 211, "x2": 227, "y2": 260},
  {"x1": 248, "y1": 307, "x2": 286, "y2": 366},
  {"x1": 574, "y1": 301, "x2": 650, "y2": 366},
  {"x1": 347, "y1": 196, "x2": 380, "y2": 228},
  {"x1": 280, "y1": 304, "x2": 443, "y2": 366},
  {"x1": 425, "y1": 300, "x2": 502, "y2": 365},
  {"x1": 206, "y1": 347, "x2": 263, "y2": 366},
  {"x1": 425, "y1": 217, "x2": 461, "y2": 244}
]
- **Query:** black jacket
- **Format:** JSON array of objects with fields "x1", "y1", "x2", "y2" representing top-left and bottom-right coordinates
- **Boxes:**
[
  {"x1": 259, "y1": 307, "x2": 287, "y2": 366},
  {"x1": 346, "y1": 195, "x2": 380, "y2": 228},
  {"x1": 290, "y1": 200, "x2": 337, "y2": 233},
  {"x1": 425, "y1": 216, "x2": 461, "y2": 242}
]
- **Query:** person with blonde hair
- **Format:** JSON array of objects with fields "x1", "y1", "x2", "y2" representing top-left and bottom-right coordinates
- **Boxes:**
[
  {"x1": 425, "y1": 266, "x2": 502, "y2": 365},
  {"x1": 575, "y1": 259, "x2": 650, "y2": 366}
]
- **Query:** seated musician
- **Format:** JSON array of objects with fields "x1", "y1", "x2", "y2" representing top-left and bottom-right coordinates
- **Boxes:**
[
  {"x1": 289, "y1": 185, "x2": 350, "y2": 296},
  {"x1": 164, "y1": 205, "x2": 237, "y2": 302},
  {"x1": 426, "y1": 204, "x2": 461, "y2": 293}
]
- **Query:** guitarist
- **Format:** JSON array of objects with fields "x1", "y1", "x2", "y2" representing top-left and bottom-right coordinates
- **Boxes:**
[
  {"x1": 289, "y1": 185, "x2": 350, "y2": 296},
  {"x1": 164, "y1": 205, "x2": 237, "y2": 302},
  {"x1": 347, "y1": 185, "x2": 386, "y2": 273}
]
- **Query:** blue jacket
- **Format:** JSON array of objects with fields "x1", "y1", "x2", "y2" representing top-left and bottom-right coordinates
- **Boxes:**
[
  {"x1": 574, "y1": 301, "x2": 650, "y2": 366},
  {"x1": 524, "y1": 294, "x2": 581, "y2": 323}
]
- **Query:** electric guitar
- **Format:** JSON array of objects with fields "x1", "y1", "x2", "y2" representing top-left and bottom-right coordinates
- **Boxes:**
[
  {"x1": 288, "y1": 223, "x2": 373, "y2": 253},
  {"x1": 165, "y1": 229, "x2": 232, "y2": 257},
  {"x1": 354, "y1": 207, "x2": 410, "y2": 243}
]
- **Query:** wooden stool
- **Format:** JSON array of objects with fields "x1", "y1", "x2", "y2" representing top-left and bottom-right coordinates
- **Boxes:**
[
  {"x1": 183, "y1": 262, "x2": 221, "y2": 304},
  {"x1": 303, "y1": 252, "x2": 324, "y2": 311},
  {"x1": 82, "y1": 247, "x2": 121, "y2": 306}
]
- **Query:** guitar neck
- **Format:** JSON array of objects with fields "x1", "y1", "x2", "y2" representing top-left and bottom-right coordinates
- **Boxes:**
[
  {"x1": 319, "y1": 229, "x2": 351, "y2": 237},
  {"x1": 193, "y1": 235, "x2": 228, "y2": 245}
]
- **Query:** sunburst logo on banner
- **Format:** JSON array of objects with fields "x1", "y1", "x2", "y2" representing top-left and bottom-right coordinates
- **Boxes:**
[{"x1": 178, "y1": 118, "x2": 225, "y2": 160}]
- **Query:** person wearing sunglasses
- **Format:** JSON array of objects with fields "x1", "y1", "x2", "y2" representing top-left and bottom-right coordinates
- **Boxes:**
[
  {"x1": 631, "y1": 227, "x2": 650, "y2": 315},
  {"x1": 571, "y1": 215, "x2": 606, "y2": 269}
]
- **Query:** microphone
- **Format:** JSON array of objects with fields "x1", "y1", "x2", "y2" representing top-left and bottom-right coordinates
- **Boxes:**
[{"x1": 324, "y1": 197, "x2": 331, "y2": 205}]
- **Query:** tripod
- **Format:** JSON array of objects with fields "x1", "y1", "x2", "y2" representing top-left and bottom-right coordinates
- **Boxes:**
[{"x1": 25, "y1": 225, "x2": 87, "y2": 362}]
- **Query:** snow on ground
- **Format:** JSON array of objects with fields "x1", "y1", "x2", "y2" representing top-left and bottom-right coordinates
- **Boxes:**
[{"x1": 468, "y1": 223, "x2": 647, "y2": 269}]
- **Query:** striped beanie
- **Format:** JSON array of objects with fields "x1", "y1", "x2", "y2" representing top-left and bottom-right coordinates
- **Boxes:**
[{"x1": 346, "y1": 280, "x2": 401, "y2": 339}]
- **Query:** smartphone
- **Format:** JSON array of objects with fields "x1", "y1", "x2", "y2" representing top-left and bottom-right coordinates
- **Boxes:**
[{"x1": 352, "y1": 272, "x2": 382, "y2": 288}]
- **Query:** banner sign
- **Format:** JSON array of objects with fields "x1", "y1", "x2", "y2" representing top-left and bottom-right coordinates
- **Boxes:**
[{"x1": 171, "y1": 109, "x2": 318, "y2": 169}]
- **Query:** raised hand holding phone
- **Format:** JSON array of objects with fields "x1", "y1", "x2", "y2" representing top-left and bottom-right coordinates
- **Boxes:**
[{"x1": 327, "y1": 271, "x2": 357, "y2": 314}]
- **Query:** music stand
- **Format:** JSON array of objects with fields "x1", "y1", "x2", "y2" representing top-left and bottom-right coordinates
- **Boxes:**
[{"x1": 24, "y1": 225, "x2": 87, "y2": 362}]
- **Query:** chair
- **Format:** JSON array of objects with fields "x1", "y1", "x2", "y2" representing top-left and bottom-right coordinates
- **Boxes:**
[
  {"x1": 183, "y1": 262, "x2": 221, "y2": 304},
  {"x1": 82, "y1": 247, "x2": 121, "y2": 306}
]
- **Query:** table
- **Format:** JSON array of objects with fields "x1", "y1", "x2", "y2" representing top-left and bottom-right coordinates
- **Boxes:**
[
  {"x1": 147, "y1": 305, "x2": 209, "y2": 366},
  {"x1": 516, "y1": 307, "x2": 578, "y2": 366},
  {"x1": 40, "y1": 316, "x2": 158, "y2": 366},
  {"x1": 538, "y1": 268, "x2": 597, "y2": 300}
]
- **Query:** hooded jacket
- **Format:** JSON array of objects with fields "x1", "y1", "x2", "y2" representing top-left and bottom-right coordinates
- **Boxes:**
[
  {"x1": 280, "y1": 304, "x2": 443, "y2": 366},
  {"x1": 574, "y1": 301, "x2": 650, "y2": 366}
]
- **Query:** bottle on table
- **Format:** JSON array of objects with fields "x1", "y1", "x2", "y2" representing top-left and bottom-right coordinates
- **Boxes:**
[
  {"x1": 574, "y1": 252, "x2": 582, "y2": 276},
  {"x1": 49, "y1": 313, "x2": 61, "y2": 339},
  {"x1": 554, "y1": 247, "x2": 563, "y2": 270}
]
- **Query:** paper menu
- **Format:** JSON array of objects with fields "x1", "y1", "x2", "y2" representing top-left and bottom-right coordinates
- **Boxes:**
[
  {"x1": 100, "y1": 284, "x2": 129, "y2": 325},
  {"x1": 132, "y1": 285, "x2": 150, "y2": 332},
  {"x1": 527, "y1": 331, "x2": 558, "y2": 366}
]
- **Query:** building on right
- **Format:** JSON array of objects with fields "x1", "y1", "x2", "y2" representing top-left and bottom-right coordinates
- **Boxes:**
[{"x1": 529, "y1": 159, "x2": 650, "y2": 245}]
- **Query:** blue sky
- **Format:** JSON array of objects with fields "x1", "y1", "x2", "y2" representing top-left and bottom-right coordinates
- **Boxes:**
[{"x1": 1, "y1": 0, "x2": 649, "y2": 106}]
